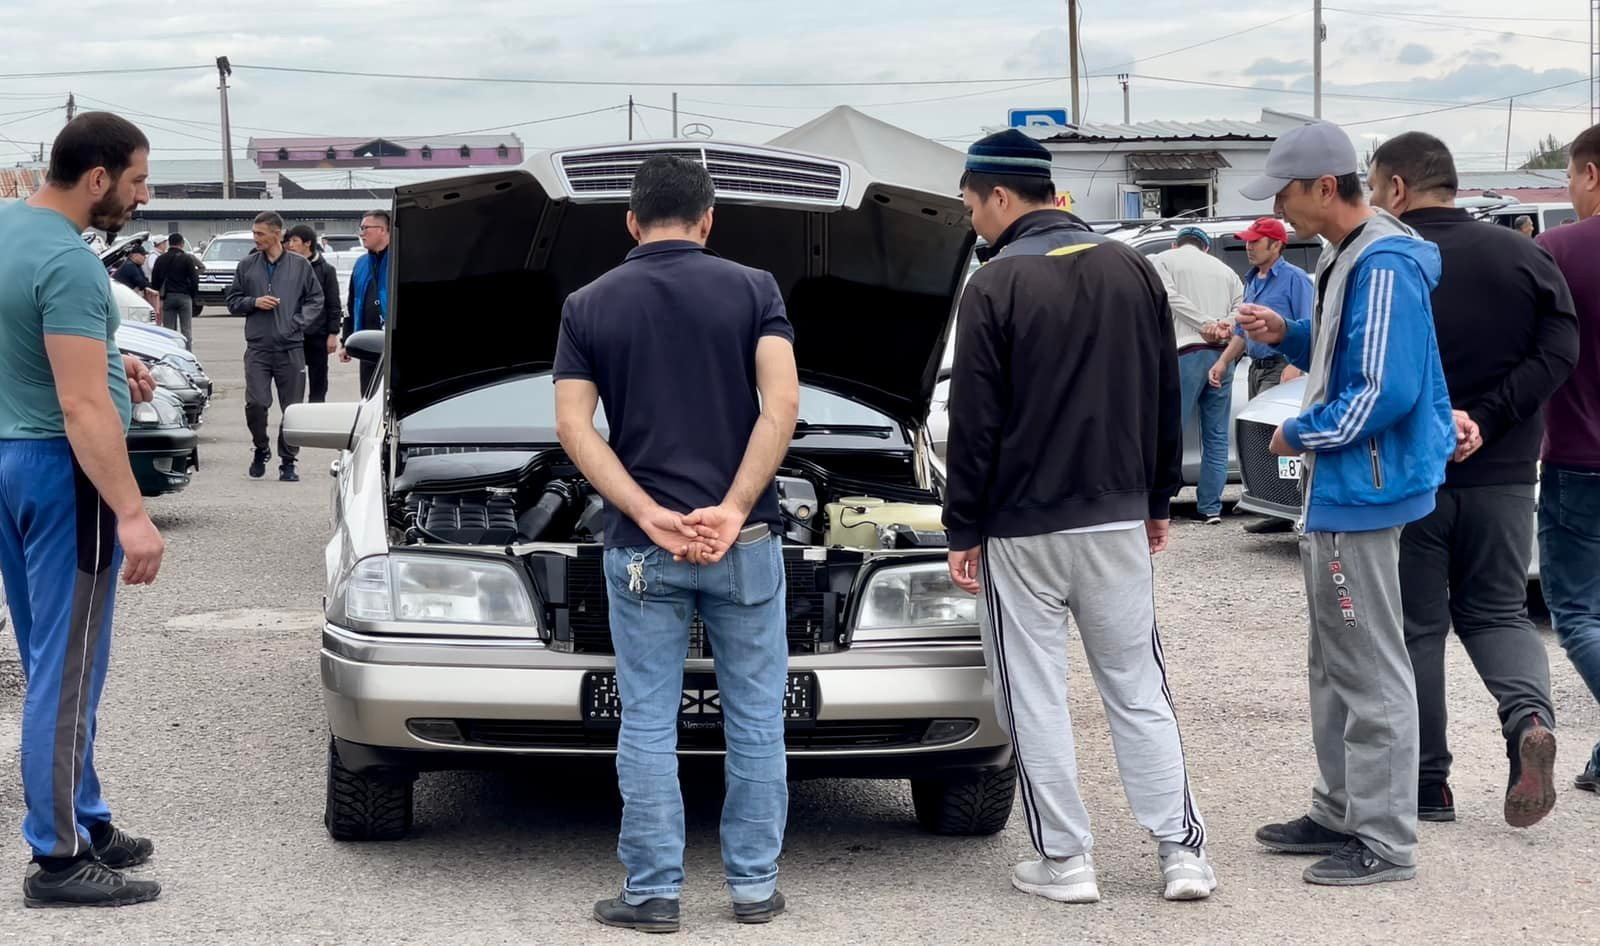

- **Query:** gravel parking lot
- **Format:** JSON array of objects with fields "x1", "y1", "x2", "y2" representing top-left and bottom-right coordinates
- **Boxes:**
[{"x1": 1, "y1": 315, "x2": 1598, "y2": 945}]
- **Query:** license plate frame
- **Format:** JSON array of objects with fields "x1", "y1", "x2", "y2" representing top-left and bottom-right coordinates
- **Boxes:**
[
  {"x1": 1277, "y1": 456, "x2": 1302, "y2": 480},
  {"x1": 582, "y1": 671, "x2": 819, "y2": 729}
]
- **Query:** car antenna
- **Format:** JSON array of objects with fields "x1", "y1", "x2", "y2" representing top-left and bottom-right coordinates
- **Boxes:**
[{"x1": 1134, "y1": 205, "x2": 1209, "y2": 238}]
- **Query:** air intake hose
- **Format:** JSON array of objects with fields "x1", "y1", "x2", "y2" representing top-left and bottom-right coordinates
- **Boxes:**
[{"x1": 515, "y1": 480, "x2": 577, "y2": 543}]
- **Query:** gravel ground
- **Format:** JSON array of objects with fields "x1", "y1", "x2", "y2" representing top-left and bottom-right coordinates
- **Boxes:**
[{"x1": 1, "y1": 315, "x2": 1597, "y2": 945}]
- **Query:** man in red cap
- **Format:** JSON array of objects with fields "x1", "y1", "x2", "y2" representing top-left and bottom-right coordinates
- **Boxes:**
[{"x1": 1208, "y1": 216, "x2": 1312, "y2": 401}]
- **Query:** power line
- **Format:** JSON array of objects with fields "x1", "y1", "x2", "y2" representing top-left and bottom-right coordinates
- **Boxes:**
[
  {"x1": 683, "y1": 78, "x2": 1064, "y2": 111},
  {"x1": 1095, "y1": 10, "x2": 1309, "y2": 73},
  {"x1": 1342, "y1": 76, "x2": 1593, "y2": 127},
  {"x1": 633, "y1": 102, "x2": 794, "y2": 130},
  {"x1": 1321, "y1": 7, "x2": 1585, "y2": 23},
  {"x1": 231, "y1": 62, "x2": 1077, "y2": 89},
  {"x1": 1088, "y1": 71, "x2": 1593, "y2": 114},
  {"x1": 1323, "y1": 7, "x2": 1589, "y2": 45},
  {"x1": 0, "y1": 65, "x2": 209, "y2": 80},
  {"x1": 0, "y1": 106, "x2": 63, "y2": 128}
]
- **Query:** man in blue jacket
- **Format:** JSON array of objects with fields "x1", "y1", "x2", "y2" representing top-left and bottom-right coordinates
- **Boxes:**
[
  {"x1": 1236, "y1": 120, "x2": 1455, "y2": 887},
  {"x1": 340, "y1": 209, "x2": 390, "y2": 396}
]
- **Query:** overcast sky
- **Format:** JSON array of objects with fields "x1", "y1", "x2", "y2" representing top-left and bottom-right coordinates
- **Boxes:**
[{"x1": 0, "y1": 0, "x2": 1593, "y2": 173}]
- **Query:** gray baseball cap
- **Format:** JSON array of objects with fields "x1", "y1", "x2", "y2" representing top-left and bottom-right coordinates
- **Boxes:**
[{"x1": 1240, "y1": 120, "x2": 1360, "y2": 201}]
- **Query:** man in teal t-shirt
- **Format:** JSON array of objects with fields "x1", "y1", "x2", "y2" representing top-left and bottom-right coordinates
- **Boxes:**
[{"x1": 0, "y1": 112, "x2": 167, "y2": 909}]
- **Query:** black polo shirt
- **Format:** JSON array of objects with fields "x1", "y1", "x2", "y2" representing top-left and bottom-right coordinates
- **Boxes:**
[{"x1": 553, "y1": 240, "x2": 794, "y2": 549}]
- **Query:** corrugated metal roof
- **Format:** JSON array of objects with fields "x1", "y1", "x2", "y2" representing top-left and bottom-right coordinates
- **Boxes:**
[
  {"x1": 148, "y1": 158, "x2": 267, "y2": 184},
  {"x1": 1126, "y1": 150, "x2": 1231, "y2": 171},
  {"x1": 134, "y1": 198, "x2": 378, "y2": 213},
  {"x1": 276, "y1": 167, "x2": 468, "y2": 189},
  {"x1": 248, "y1": 134, "x2": 523, "y2": 151},
  {"x1": 1024, "y1": 108, "x2": 1313, "y2": 144},
  {"x1": 1457, "y1": 171, "x2": 1569, "y2": 191},
  {"x1": 0, "y1": 168, "x2": 46, "y2": 198}
]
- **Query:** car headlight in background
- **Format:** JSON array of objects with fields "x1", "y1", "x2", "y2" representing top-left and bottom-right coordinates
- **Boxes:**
[
  {"x1": 852, "y1": 561, "x2": 978, "y2": 641},
  {"x1": 131, "y1": 393, "x2": 184, "y2": 428},
  {"x1": 335, "y1": 554, "x2": 537, "y2": 628},
  {"x1": 150, "y1": 363, "x2": 190, "y2": 390},
  {"x1": 131, "y1": 401, "x2": 160, "y2": 426}
]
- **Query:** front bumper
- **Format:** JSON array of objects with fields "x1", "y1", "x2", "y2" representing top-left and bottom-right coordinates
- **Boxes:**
[
  {"x1": 1236, "y1": 417, "x2": 1302, "y2": 522},
  {"x1": 321, "y1": 624, "x2": 1010, "y2": 779},
  {"x1": 128, "y1": 426, "x2": 200, "y2": 496}
]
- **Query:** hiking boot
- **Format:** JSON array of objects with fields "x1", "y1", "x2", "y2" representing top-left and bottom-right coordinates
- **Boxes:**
[
  {"x1": 279, "y1": 463, "x2": 300, "y2": 483},
  {"x1": 1418, "y1": 783, "x2": 1456, "y2": 823},
  {"x1": 1245, "y1": 517, "x2": 1293, "y2": 534},
  {"x1": 1159, "y1": 847, "x2": 1217, "y2": 901},
  {"x1": 1505, "y1": 715, "x2": 1557, "y2": 827},
  {"x1": 733, "y1": 891, "x2": 786, "y2": 924},
  {"x1": 1302, "y1": 839, "x2": 1416, "y2": 886},
  {"x1": 1012, "y1": 854, "x2": 1099, "y2": 903},
  {"x1": 1254, "y1": 815, "x2": 1354, "y2": 854},
  {"x1": 1575, "y1": 759, "x2": 1600, "y2": 793},
  {"x1": 23, "y1": 858, "x2": 161, "y2": 908},
  {"x1": 248, "y1": 450, "x2": 270, "y2": 479},
  {"x1": 592, "y1": 895, "x2": 680, "y2": 934},
  {"x1": 89, "y1": 824, "x2": 154, "y2": 870}
]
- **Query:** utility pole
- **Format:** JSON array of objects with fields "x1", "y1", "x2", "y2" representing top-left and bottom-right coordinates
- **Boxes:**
[
  {"x1": 628, "y1": 95, "x2": 634, "y2": 141},
  {"x1": 65, "y1": 93, "x2": 75, "y2": 123},
  {"x1": 1313, "y1": 0, "x2": 1324, "y2": 119},
  {"x1": 1504, "y1": 98, "x2": 1514, "y2": 171},
  {"x1": 672, "y1": 92, "x2": 679, "y2": 138},
  {"x1": 216, "y1": 57, "x2": 235, "y2": 200},
  {"x1": 1119, "y1": 74, "x2": 1130, "y2": 124},
  {"x1": 1067, "y1": 0, "x2": 1081, "y2": 124}
]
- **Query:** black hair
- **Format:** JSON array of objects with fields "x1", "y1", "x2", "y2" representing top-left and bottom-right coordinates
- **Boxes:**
[
  {"x1": 46, "y1": 112, "x2": 149, "y2": 188},
  {"x1": 629, "y1": 155, "x2": 715, "y2": 229},
  {"x1": 285, "y1": 224, "x2": 319, "y2": 246},
  {"x1": 1572, "y1": 123, "x2": 1600, "y2": 176},
  {"x1": 959, "y1": 169, "x2": 1056, "y2": 205},
  {"x1": 362, "y1": 209, "x2": 391, "y2": 228},
  {"x1": 168, "y1": 233, "x2": 184, "y2": 247},
  {"x1": 1295, "y1": 172, "x2": 1364, "y2": 204},
  {"x1": 253, "y1": 211, "x2": 285, "y2": 231},
  {"x1": 1370, "y1": 131, "x2": 1459, "y2": 197}
]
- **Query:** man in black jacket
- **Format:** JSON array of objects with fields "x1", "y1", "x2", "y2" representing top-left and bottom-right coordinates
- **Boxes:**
[
  {"x1": 149, "y1": 233, "x2": 199, "y2": 345},
  {"x1": 943, "y1": 130, "x2": 1212, "y2": 906},
  {"x1": 285, "y1": 225, "x2": 344, "y2": 403},
  {"x1": 1369, "y1": 132, "x2": 1579, "y2": 828}
]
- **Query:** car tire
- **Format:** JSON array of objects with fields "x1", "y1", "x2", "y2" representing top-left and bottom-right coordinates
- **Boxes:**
[
  {"x1": 324, "y1": 737, "x2": 415, "y2": 842},
  {"x1": 910, "y1": 761, "x2": 1017, "y2": 836}
]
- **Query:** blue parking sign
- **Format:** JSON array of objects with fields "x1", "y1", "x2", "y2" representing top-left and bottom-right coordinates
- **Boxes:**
[{"x1": 1009, "y1": 108, "x2": 1070, "y2": 129}]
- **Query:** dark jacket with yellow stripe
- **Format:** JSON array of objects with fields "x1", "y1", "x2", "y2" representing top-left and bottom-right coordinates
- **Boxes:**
[{"x1": 942, "y1": 209, "x2": 1184, "y2": 549}]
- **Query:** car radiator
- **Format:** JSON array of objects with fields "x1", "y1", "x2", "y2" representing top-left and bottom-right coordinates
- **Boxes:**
[{"x1": 1237, "y1": 419, "x2": 1305, "y2": 510}]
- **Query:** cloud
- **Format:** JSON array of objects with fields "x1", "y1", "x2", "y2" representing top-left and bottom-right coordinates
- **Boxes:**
[
  {"x1": 598, "y1": 31, "x2": 737, "y2": 58},
  {"x1": 1244, "y1": 58, "x2": 1309, "y2": 77},
  {"x1": 1251, "y1": 79, "x2": 1287, "y2": 91},
  {"x1": 1397, "y1": 44, "x2": 1433, "y2": 66}
]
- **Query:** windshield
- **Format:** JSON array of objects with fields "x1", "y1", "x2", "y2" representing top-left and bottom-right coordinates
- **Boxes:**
[
  {"x1": 324, "y1": 235, "x2": 360, "y2": 251},
  {"x1": 402, "y1": 373, "x2": 908, "y2": 447},
  {"x1": 203, "y1": 239, "x2": 255, "y2": 262}
]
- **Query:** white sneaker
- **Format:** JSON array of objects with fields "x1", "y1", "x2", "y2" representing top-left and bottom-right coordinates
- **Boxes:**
[
  {"x1": 1011, "y1": 854, "x2": 1099, "y2": 903},
  {"x1": 1160, "y1": 848, "x2": 1217, "y2": 901}
]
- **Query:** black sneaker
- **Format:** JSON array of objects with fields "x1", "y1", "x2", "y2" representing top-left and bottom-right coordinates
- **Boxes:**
[
  {"x1": 1255, "y1": 815, "x2": 1355, "y2": 854},
  {"x1": 23, "y1": 858, "x2": 161, "y2": 908},
  {"x1": 90, "y1": 824, "x2": 154, "y2": 869},
  {"x1": 1505, "y1": 715, "x2": 1557, "y2": 828},
  {"x1": 1303, "y1": 839, "x2": 1416, "y2": 886},
  {"x1": 733, "y1": 891, "x2": 786, "y2": 924},
  {"x1": 1418, "y1": 782, "x2": 1456, "y2": 823},
  {"x1": 1576, "y1": 760, "x2": 1600, "y2": 793},
  {"x1": 279, "y1": 463, "x2": 300, "y2": 483},
  {"x1": 248, "y1": 450, "x2": 270, "y2": 479},
  {"x1": 593, "y1": 895, "x2": 680, "y2": 934},
  {"x1": 1244, "y1": 517, "x2": 1293, "y2": 534}
]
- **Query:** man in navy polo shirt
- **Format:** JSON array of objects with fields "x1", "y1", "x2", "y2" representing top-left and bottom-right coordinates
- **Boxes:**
[{"x1": 554, "y1": 155, "x2": 800, "y2": 933}]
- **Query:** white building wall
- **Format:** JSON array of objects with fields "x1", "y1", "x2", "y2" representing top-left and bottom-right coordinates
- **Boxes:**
[{"x1": 1045, "y1": 140, "x2": 1277, "y2": 221}]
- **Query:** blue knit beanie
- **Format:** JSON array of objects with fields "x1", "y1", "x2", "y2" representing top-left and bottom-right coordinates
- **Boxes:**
[{"x1": 965, "y1": 129, "x2": 1054, "y2": 179}]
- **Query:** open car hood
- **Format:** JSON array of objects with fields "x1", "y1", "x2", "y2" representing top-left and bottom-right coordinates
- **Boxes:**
[{"x1": 385, "y1": 107, "x2": 975, "y2": 424}]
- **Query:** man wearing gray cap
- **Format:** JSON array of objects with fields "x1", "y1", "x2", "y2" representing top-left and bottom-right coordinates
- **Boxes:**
[{"x1": 1235, "y1": 120, "x2": 1455, "y2": 886}]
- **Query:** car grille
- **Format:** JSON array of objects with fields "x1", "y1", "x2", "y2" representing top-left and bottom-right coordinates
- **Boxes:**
[
  {"x1": 557, "y1": 146, "x2": 846, "y2": 205},
  {"x1": 559, "y1": 546, "x2": 839, "y2": 657},
  {"x1": 441, "y1": 718, "x2": 935, "y2": 752},
  {"x1": 1237, "y1": 419, "x2": 1303, "y2": 510}
]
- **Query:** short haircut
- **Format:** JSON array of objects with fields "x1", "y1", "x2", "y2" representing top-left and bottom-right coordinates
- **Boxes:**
[
  {"x1": 1572, "y1": 123, "x2": 1600, "y2": 175},
  {"x1": 1514, "y1": 215, "x2": 1533, "y2": 228},
  {"x1": 46, "y1": 112, "x2": 150, "y2": 188},
  {"x1": 1296, "y1": 172, "x2": 1364, "y2": 204},
  {"x1": 168, "y1": 233, "x2": 184, "y2": 247},
  {"x1": 629, "y1": 155, "x2": 715, "y2": 228},
  {"x1": 1371, "y1": 132, "x2": 1459, "y2": 198},
  {"x1": 362, "y1": 209, "x2": 391, "y2": 228},
  {"x1": 254, "y1": 211, "x2": 285, "y2": 231},
  {"x1": 285, "y1": 223, "x2": 319, "y2": 246},
  {"x1": 959, "y1": 169, "x2": 1056, "y2": 205},
  {"x1": 129, "y1": 245, "x2": 147, "y2": 257}
]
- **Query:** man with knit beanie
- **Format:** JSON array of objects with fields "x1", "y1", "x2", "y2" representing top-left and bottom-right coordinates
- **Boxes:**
[{"x1": 943, "y1": 129, "x2": 1214, "y2": 906}]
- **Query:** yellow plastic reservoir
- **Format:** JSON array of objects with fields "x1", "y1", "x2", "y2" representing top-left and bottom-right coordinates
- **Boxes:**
[{"x1": 824, "y1": 496, "x2": 945, "y2": 549}]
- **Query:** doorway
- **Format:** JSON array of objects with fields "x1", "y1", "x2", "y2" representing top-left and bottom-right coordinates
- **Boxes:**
[{"x1": 1154, "y1": 184, "x2": 1210, "y2": 217}]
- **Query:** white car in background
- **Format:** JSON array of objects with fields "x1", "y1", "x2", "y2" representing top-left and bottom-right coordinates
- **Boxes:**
[{"x1": 197, "y1": 230, "x2": 256, "y2": 312}]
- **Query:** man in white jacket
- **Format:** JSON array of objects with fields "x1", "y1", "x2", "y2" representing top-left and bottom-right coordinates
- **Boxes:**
[{"x1": 1151, "y1": 227, "x2": 1244, "y2": 524}]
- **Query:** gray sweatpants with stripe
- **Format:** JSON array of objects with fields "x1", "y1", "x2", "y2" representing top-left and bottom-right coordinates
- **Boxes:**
[{"x1": 980, "y1": 527, "x2": 1206, "y2": 859}]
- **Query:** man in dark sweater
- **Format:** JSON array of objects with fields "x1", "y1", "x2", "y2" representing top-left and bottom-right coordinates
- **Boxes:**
[
  {"x1": 1369, "y1": 132, "x2": 1578, "y2": 827},
  {"x1": 285, "y1": 225, "x2": 344, "y2": 403},
  {"x1": 149, "y1": 233, "x2": 200, "y2": 345}
]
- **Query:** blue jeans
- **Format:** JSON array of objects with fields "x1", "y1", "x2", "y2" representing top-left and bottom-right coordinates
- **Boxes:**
[
  {"x1": 1538, "y1": 466, "x2": 1600, "y2": 771},
  {"x1": 603, "y1": 531, "x2": 789, "y2": 905},
  {"x1": 1178, "y1": 348, "x2": 1235, "y2": 517}
]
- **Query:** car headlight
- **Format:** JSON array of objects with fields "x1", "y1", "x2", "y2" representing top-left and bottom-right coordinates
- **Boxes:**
[
  {"x1": 131, "y1": 394, "x2": 183, "y2": 428},
  {"x1": 131, "y1": 401, "x2": 160, "y2": 425},
  {"x1": 336, "y1": 553, "x2": 537, "y2": 627},
  {"x1": 150, "y1": 363, "x2": 189, "y2": 390},
  {"x1": 852, "y1": 562, "x2": 978, "y2": 641}
]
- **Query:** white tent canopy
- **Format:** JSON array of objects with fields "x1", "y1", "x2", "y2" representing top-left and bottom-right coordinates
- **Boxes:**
[{"x1": 769, "y1": 106, "x2": 967, "y2": 199}]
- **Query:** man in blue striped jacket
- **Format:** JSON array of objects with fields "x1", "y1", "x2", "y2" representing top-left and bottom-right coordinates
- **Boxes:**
[{"x1": 1236, "y1": 120, "x2": 1455, "y2": 888}]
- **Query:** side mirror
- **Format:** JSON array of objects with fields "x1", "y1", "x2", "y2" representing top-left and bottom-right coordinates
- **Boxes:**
[
  {"x1": 345, "y1": 329, "x2": 385, "y2": 364},
  {"x1": 284, "y1": 402, "x2": 361, "y2": 451}
]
